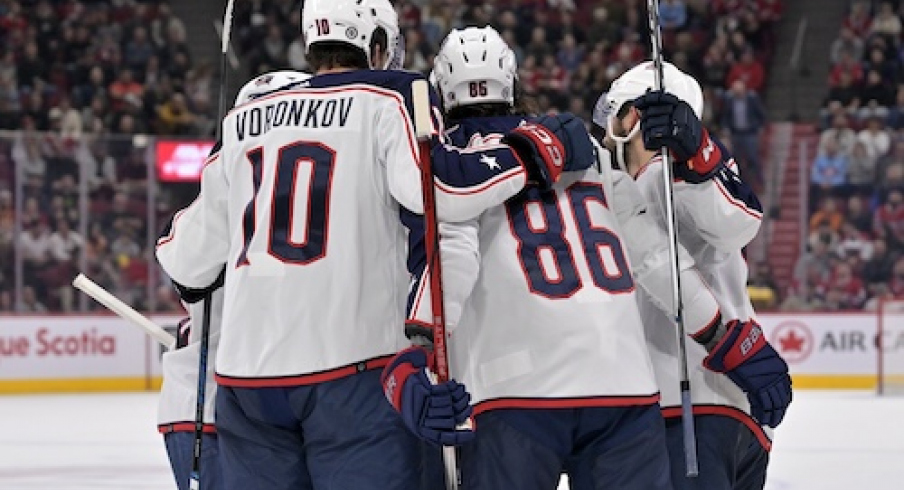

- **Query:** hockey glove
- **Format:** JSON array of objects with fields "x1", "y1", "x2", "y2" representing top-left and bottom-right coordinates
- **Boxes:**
[
  {"x1": 633, "y1": 91, "x2": 721, "y2": 179},
  {"x1": 170, "y1": 266, "x2": 226, "y2": 304},
  {"x1": 503, "y1": 113, "x2": 594, "y2": 189},
  {"x1": 702, "y1": 320, "x2": 793, "y2": 428},
  {"x1": 382, "y1": 346, "x2": 475, "y2": 446}
]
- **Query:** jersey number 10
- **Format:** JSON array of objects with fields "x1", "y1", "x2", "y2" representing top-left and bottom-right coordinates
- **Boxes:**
[
  {"x1": 506, "y1": 183, "x2": 634, "y2": 298},
  {"x1": 236, "y1": 141, "x2": 336, "y2": 267}
]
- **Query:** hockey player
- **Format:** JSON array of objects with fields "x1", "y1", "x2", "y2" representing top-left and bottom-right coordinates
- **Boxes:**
[
  {"x1": 157, "y1": 70, "x2": 311, "y2": 490},
  {"x1": 158, "y1": 286, "x2": 223, "y2": 490},
  {"x1": 597, "y1": 61, "x2": 793, "y2": 489},
  {"x1": 389, "y1": 26, "x2": 740, "y2": 490},
  {"x1": 155, "y1": 1, "x2": 594, "y2": 488}
]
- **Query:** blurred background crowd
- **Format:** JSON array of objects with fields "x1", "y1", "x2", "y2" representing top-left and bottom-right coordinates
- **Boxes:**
[
  {"x1": 2, "y1": 0, "x2": 903, "y2": 314},
  {"x1": 789, "y1": 0, "x2": 904, "y2": 312}
]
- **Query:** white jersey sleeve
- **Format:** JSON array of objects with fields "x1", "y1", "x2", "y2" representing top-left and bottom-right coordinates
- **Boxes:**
[
  {"x1": 156, "y1": 148, "x2": 230, "y2": 289},
  {"x1": 603, "y1": 157, "x2": 721, "y2": 337},
  {"x1": 385, "y1": 99, "x2": 527, "y2": 223},
  {"x1": 629, "y1": 152, "x2": 768, "y2": 445},
  {"x1": 634, "y1": 158, "x2": 763, "y2": 253},
  {"x1": 157, "y1": 289, "x2": 223, "y2": 430}
]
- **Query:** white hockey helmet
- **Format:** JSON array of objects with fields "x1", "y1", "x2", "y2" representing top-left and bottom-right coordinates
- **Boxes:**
[
  {"x1": 368, "y1": 0, "x2": 404, "y2": 69},
  {"x1": 302, "y1": 0, "x2": 380, "y2": 65},
  {"x1": 234, "y1": 70, "x2": 312, "y2": 106},
  {"x1": 433, "y1": 26, "x2": 518, "y2": 109},
  {"x1": 604, "y1": 60, "x2": 703, "y2": 120},
  {"x1": 603, "y1": 61, "x2": 703, "y2": 170}
]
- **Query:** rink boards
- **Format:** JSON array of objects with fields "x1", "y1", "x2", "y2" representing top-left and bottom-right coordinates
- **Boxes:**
[
  {"x1": 0, "y1": 314, "x2": 181, "y2": 393},
  {"x1": 0, "y1": 312, "x2": 900, "y2": 393}
]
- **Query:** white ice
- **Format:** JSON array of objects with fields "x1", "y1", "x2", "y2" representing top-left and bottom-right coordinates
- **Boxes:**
[{"x1": 0, "y1": 390, "x2": 901, "y2": 489}]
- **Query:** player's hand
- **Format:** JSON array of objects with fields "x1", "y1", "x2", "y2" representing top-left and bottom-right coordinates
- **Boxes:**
[
  {"x1": 633, "y1": 91, "x2": 721, "y2": 177},
  {"x1": 702, "y1": 320, "x2": 793, "y2": 428},
  {"x1": 170, "y1": 266, "x2": 226, "y2": 304},
  {"x1": 382, "y1": 346, "x2": 475, "y2": 446},
  {"x1": 503, "y1": 113, "x2": 594, "y2": 189}
]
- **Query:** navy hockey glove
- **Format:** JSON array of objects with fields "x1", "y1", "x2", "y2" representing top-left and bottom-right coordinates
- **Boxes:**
[
  {"x1": 503, "y1": 113, "x2": 594, "y2": 189},
  {"x1": 702, "y1": 320, "x2": 793, "y2": 428},
  {"x1": 633, "y1": 91, "x2": 721, "y2": 179},
  {"x1": 382, "y1": 346, "x2": 475, "y2": 446}
]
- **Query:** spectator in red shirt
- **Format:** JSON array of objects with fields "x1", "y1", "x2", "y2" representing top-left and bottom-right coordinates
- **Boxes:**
[
  {"x1": 844, "y1": 1, "x2": 873, "y2": 38},
  {"x1": 727, "y1": 47, "x2": 765, "y2": 93},
  {"x1": 518, "y1": 54, "x2": 541, "y2": 95},
  {"x1": 539, "y1": 53, "x2": 568, "y2": 97},
  {"x1": 109, "y1": 69, "x2": 143, "y2": 113},
  {"x1": 755, "y1": 0, "x2": 784, "y2": 24},
  {"x1": 829, "y1": 49, "x2": 864, "y2": 88},
  {"x1": 818, "y1": 262, "x2": 867, "y2": 310}
]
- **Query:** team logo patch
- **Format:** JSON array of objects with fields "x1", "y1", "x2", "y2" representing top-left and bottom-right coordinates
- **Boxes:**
[
  {"x1": 346, "y1": 27, "x2": 358, "y2": 40},
  {"x1": 255, "y1": 75, "x2": 274, "y2": 86}
]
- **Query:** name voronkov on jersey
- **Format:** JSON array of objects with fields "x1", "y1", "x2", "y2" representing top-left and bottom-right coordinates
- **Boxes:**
[{"x1": 235, "y1": 97, "x2": 355, "y2": 141}]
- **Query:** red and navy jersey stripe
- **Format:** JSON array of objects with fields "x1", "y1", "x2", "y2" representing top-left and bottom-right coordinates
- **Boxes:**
[
  {"x1": 661, "y1": 404, "x2": 772, "y2": 451},
  {"x1": 473, "y1": 393, "x2": 661, "y2": 417}
]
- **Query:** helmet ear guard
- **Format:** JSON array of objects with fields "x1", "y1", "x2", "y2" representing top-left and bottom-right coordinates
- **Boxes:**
[{"x1": 433, "y1": 26, "x2": 518, "y2": 109}]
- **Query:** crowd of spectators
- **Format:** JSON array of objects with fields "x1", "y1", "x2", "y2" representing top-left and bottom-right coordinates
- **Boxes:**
[
  {"x1": 0, "y1": 0, "x2": 207, "y2": 313},
  {"x1": 788, "y1": 0, "x2": 904, "y2": 311},
  {"x1": 235, "y1": 0, "x2": 782, "y2": 185},
  {"x1": 0, "y1": 0, "x2": 785, "y2": 313}
]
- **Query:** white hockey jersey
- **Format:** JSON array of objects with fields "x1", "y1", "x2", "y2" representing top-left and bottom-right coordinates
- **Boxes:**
[
  {"x1": 408, "y1": 117, "x2": 723, "y2": 414},
  {"x1": 155, "y1": 70, "x2": 531, "y2": 386},
  {"x1": 631, "y1": 150, "x2": 771, "y2": 447},
  {"x1": 157, "y1": 290, "x2": 222, "y2": 432}
]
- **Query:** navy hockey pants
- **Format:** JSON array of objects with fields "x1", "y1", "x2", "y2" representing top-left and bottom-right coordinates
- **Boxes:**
[
  {"x1": 215, "y1": 369, "x2": 422, "y2": 490},
  {"x1": 666, "y1": 414, "x2": 769, "y2": 490},
  {"x1": 163, "y1": 432, "x2": 221, "y2": 490},
  {"x1": 448, "y1": 404, "x2": 671, "y2": 490}
]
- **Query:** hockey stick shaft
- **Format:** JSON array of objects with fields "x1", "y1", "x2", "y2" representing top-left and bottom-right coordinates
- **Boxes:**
[
  {"x1": 189, "y1": 292, "x2": 213, "y2": 490},
  {"x1": 190, "y1": 2, "x2": 235, "y2": 488},
  {"x1": 646, "y1": 0, "x2": 699, "y2": 477},
  {"x1": 215, "y1": 0, "x2": 235, "y2": 142},
  {"x1": 411, "y1": 79, "x2": 460, "y2": 490},
  {"x1": 72, "y1": 273, "x2": 176, "y2": 350}
]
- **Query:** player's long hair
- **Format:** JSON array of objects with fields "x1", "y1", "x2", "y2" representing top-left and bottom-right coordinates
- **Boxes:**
[
  {"x1": 444, "y1": 80, "x2": 538, "y2": 123},
  {"x1": 307, "y1": 28, "x2": 388, "y2": 71}
]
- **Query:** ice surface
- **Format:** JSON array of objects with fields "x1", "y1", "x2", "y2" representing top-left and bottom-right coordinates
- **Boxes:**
[{"x1": 0, "y1": 391, "x2": 901, "y2": 489}]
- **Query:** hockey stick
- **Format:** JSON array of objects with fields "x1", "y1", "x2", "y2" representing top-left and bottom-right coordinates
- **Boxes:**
[
  {"x1": 411, "y1": 79, "x2": 460, "y2": 490},
  {"x1": 646, "y1": 0, "x2": 699, "y2": 477},
  {"x1": 189, "y1": 2, "x2": 235, "y2": 489},
  {"x1": 215, "y1": 0, "x2": 235, "y2": 142},
  {"x1": 72, "y1": 273, "x2": 177, "y2": 350},
  {"x1": 188, "y1": 290, "x2": 214, "y2": 490}
]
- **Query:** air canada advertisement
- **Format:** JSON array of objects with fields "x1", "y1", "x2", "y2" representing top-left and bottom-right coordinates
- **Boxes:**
[{"x1": 759, "y1": 312, "x2": 903, "y2": 388}]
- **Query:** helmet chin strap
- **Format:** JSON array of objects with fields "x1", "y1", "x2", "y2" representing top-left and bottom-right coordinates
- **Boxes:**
[{"x1": 607, "y1": 115, "x2": 640, "y2": 174}]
